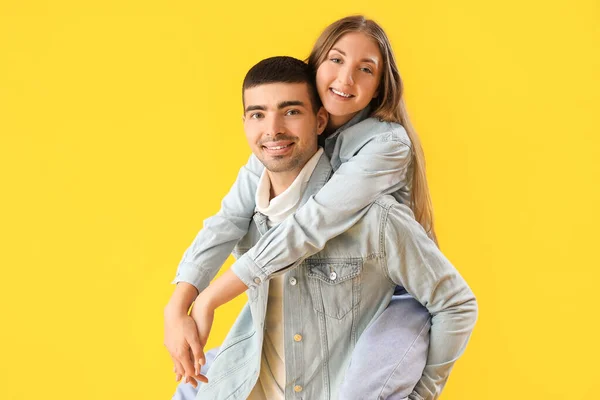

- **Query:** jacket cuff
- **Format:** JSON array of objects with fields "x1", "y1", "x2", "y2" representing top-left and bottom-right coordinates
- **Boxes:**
[
  {"x1": 230, "y1": 253, "x2": 267, "y2": 289},
  {"x1": 171, "y1": 262, "x2": 211, "y2": 293}
]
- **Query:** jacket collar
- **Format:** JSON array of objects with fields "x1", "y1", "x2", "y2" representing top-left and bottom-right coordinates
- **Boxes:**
[
  {"x1": 298, "y1": 150, "x2": 332, "y2": 208},
  {"x1": 323, "y1": 105, "x2": 372, "y2": 142}
]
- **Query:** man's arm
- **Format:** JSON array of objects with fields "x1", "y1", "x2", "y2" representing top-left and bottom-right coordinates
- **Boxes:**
[
  {"x1": 164, "y1": 154, "x2": 263, "y2": 385},
  {"x1": 382, "y1": 203, "x2": 478, "y2": 400}
]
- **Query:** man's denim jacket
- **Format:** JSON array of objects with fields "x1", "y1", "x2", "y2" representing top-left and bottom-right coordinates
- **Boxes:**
[
  {"x1": 174, "y1": 109, "x2": 478, "y2": 399},
  {"x1": 189, "y1": 152, "x2": 477, "y2": 399}
]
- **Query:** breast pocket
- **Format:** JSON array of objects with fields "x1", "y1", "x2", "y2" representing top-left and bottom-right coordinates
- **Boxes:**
[{"x1": 306, "y1": 259, "x2": 362, "y2": 320}]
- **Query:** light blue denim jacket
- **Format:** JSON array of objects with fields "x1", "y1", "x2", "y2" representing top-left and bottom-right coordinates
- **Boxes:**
[
  {"x1": 188, "y1": 152, "x2": 477, "y2": 400},
  {"x1": 175, "y1": 107, "x2": 412, "y2": 291},
  {"x1": 174, "y1": 108, "x2": 478, "y2": 398}
]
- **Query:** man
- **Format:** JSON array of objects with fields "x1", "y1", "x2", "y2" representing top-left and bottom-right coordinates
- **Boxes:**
[{"x1": 166, "y1": 57, "x2": 477, "y2": 400}]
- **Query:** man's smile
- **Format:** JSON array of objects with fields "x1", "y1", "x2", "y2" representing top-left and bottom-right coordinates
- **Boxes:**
[{"x1": 262, "y1": 140, "x2": 295, "y2": 156}]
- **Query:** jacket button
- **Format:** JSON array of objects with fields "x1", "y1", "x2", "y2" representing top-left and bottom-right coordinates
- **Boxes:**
[
  {"x1": 254, "y1": 277, "x2": 261, "y2": 284},
  {"x1": 329, "y1": 271, "x2": 337, "y2": 281},
  {"x1": 294, "y1": 385, "x2": 303, "y2": 393},
  {"x1": 289, "y1": 277, "x2": 297, "y2": 286},
  {"x1": 293, "y1": 334, "x2": 302, "y2": 342}
]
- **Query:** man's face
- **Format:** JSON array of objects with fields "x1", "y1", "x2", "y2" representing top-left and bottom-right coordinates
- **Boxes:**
[{"x1": 243, "y1": 82, "x2": 327, "y2": 174}]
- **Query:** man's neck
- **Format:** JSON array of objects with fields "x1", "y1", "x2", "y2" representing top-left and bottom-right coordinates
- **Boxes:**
[{"x1": 266, "y1": 169, "x2": 301, "y2": 200}]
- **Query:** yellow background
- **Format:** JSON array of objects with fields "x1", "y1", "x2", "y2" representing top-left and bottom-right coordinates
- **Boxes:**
[{"x1": 1, "y1": 1, "x2": 599, "y2": 399}]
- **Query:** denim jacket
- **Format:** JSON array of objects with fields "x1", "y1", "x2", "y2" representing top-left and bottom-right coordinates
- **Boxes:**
[
  {"x1": 175, "y1": 107, "x2": 413, "y2": 291},
  {"x1": 192, "y1": 152, "x2": 477, "y2": 400},
  {"x1": 174, "y1": 108, "x2": 478, "y2": 398}
]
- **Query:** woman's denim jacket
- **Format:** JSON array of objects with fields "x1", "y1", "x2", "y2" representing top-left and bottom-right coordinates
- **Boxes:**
[{"x1": 174, "y1": 108, "x2": 478, "y2": 399}]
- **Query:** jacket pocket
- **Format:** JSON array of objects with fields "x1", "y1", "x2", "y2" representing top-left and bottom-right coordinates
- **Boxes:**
[{"x1": 306, "y1": 259, "x2": 362, "y2": 320}]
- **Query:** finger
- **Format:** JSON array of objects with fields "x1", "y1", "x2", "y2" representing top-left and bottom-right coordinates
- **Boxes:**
[
  {"x1": 196, "y1": 374, "x2": 209, "y2": 384},
  {"x1": 188, "y1": 347, "x2": 205, "y2": 379},
  {"x1": 187, "y1": 373, "x2": 209, "y2": 386},
  {"x1": 170, "y1": 355, "x2": 185, "y2": 382},
  {"x1": 188, "y1": 334, "x2": 206, "y2": 376},
  {"x1": 188, "y1": 376, "x2": 197, "y2": 389},
  {"x1": 172, "y1": 365, "x2": 182, "y2": 382},
  {"x1": 175, "y1": 345, "x2": 197, "y2": 381}
]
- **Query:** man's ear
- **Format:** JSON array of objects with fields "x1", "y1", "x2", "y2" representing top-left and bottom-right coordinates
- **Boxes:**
[{"x1": 316, "y1": 106, "x2": 329, "y2": 135}]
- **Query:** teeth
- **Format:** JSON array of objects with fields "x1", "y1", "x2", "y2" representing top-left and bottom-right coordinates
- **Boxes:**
[
  {"x1": 266, "y1": 145, "x2": 290, "y2": 150},
  {"x1": 331, "y1": 88, "x2": 352, "y2": 98}
]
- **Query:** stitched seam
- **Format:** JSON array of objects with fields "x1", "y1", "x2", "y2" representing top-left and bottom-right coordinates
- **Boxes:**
[{"x1": 379, "y1": 205, "x2": 396, "y2": 287}]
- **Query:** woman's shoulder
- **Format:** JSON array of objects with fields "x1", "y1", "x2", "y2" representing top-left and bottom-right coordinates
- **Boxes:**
[{"x1": 341, "y1": 117, "x2": 412, "y2": 148}]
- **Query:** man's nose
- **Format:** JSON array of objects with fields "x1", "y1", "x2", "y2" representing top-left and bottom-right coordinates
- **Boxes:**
[{"x1": 265, "y1": 114, "x2": 285, "y2": 136}]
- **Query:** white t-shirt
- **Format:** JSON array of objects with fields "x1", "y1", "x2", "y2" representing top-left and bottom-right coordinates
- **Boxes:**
[{"x1": 247, "y1": 148, "x2": 323, "y2": 400}]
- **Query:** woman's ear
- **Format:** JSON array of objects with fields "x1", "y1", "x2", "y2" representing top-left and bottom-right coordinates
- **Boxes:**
[
  {"x1": 316, "y1": 106, "x2": 329, "y2": 135},
  {"x1": 372, "y1": 85, "x2": 380, "y2": 99}
]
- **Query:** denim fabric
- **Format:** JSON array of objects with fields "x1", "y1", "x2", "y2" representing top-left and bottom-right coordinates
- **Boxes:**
[
  {"x1": 172, "y1": 349, "x2": 218, "y2": 400},
  {"x1": 173, "y1": 107, "x2": 412, "y2": 293},
  {"x1": 173, "y1": 295, "x2": 430, "y2": 400},
  {"x1": 178, "y1": 153, "x2": 477, "y2": 400}
]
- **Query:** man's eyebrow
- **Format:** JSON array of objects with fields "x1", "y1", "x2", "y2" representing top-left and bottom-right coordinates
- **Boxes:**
[
  {"x1": 244, "y1": 105, "x2": 266, "y2": 113},
  {"x1": 278, "y1": 100, "x2": 306, "y2": 109},
  {"x1": 330, "y1": 47, "x2": 378, "y2": 65}
]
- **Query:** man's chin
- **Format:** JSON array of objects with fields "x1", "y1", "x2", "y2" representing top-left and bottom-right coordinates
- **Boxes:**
[{"x1": 260, "y1": 157, "x2": 299, "y2": 173}]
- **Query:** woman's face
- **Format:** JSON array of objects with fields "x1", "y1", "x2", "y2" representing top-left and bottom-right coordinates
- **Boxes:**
[{"x1": 316, "y1": 32, "x2": 383, "y2": 130}]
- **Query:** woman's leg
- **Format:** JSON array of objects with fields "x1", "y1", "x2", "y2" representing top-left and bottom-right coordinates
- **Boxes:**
[
  {"x1": 171, "y1": 347, "x2": 219, "y2": 400},
  {"x1": 339, "y1": 293, "x2": 431, "y2": 400}
]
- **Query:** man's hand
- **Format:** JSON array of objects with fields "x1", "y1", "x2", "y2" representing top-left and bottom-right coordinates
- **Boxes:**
[{"x1": 163, "y1": 308, "x2": 208, "y2": 387}]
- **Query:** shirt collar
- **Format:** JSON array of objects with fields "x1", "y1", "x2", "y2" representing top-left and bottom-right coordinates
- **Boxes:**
[{"x1": 255, "y1": 148, "x2": 324, "y2": 222}]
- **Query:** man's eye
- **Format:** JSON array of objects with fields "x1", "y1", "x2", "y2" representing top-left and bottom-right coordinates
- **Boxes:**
[
  {"x1": 250, "y1": 112, "x2": 264, "y2": 119},
  {"x1": 286, "y1": 109, "x2": 300, "y2": 116}
]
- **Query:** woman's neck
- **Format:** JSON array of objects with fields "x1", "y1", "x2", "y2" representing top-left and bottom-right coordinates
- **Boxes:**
[{"x1": 326, "y1": 112, "x2": 358, "y2": 134}]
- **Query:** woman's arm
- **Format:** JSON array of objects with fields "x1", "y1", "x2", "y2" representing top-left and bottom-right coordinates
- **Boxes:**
[
  {"x1": 230, "y1": 126, "x2": 413, "y2": 288},
  {"x1": 172, "y1": 153, "x2": 264, "y2": 294},
  {"x1": 382, "y1": 202, "x2": 478, "y2": 400}
]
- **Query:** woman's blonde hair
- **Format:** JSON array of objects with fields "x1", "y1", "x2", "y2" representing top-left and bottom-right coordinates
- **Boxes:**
[{"x1": 307, "y1": 15, "x2": 438, "y2": 245}]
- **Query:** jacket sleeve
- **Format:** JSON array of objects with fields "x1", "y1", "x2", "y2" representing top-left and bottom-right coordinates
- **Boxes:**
[
  {"x1": 172, "y1": 154, "x2": 263, "y2": 293},
  {"x1": 230, "y1": 129, "x2": 412, "y2": 288},
  {"x1": 382, "y1": 203, "x2": 478, "y2": 400}
]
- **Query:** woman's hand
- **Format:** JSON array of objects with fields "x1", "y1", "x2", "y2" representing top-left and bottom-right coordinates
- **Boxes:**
[
  {"x1": 190, "y1": 294, "x2": 215, "y2": 362},
  {"x1": 163, "y1": 307, "x2": 208, "y2": 387}
]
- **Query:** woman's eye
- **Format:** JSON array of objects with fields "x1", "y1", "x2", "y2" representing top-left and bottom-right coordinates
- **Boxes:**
[
  {"x1": 361, "y1": 67, "x2": 373, "y2": 74},
  {"x1": 330, "y1": 58, "x2": 342, "y2": 64}
]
